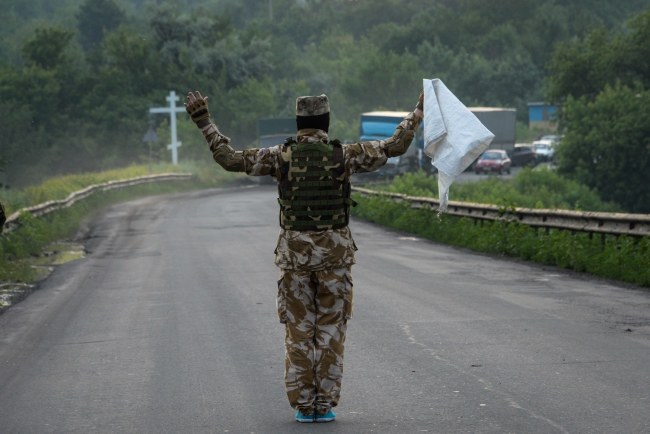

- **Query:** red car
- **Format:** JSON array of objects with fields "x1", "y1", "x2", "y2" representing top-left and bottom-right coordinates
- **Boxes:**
[{"x1": 474, "y1": 150, "x2": 512, "y2": 174}]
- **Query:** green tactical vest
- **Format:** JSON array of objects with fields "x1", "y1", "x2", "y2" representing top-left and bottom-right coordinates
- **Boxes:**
[{"x1": 277, "y1": 138, "x2": 352, "y2": 231}]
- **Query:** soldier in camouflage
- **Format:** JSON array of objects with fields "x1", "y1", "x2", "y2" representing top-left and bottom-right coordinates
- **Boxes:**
[{"x1": 186, "y1": 90, "x2": 423, "y2": 423}]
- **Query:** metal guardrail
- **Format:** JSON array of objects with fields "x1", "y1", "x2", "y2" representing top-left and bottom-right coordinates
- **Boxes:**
[
  {"x1": 4, "y1": 178, "x2": 647, "y2": 238},
  {"x1": 2, "y1": 173, "x2": 193, "y2": 234},
  {"x1": 352, "y1": 186, "x2": 650, "y2": 237}
]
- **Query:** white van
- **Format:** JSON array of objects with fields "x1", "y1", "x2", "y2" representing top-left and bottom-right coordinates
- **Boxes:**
[{"x1": 532, "y1": 139, "x2": 555, "y2": 162}]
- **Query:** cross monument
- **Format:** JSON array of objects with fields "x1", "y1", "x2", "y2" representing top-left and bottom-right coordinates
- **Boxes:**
[{"x1": 149, "y1": 90, "x2": 186, "y2": 165}]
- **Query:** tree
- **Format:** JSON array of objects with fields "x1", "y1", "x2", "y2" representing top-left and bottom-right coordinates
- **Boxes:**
[
  {"x1": 549, "y1": 8, "x2": 650, "y2": 212},
  {"x1": 100, "y1": 27, "x2": 159, "y2": 94},
  {"x1": 556, "y1": 85, "x2": 650, "y2": 213},
  {"x1": 616, "y1": 10, "x2": 650, "y2": 89},
  {"x1": 219, "y1": 77, "x2": 280, "y2": 146},
  {"x1": 547, "y1": 27, "x2": 617, "y2": 103},
  {"x1": 22, "y1": 27, "x2": 74, "y2": 70},
  {"x1": 338, "y1": 41, "x2": 421, "y2": 115},
  {"x1": 0, "y1": 98, "x2": 34, "y2": 183},
  {"x1": 76, "y1": 0, "x2": 125, "y2": 53},
  {"x1": 547, "y1": 8, "x2": 650, "y2": 104}
]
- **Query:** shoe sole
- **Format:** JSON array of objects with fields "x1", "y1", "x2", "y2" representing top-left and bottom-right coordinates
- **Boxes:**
[
  {"x1": 315, "y1": 413, "x2": 336, "y2": 423},
  {"x1": 295, "y1": 414, "x2": 315, "y2": 423}
]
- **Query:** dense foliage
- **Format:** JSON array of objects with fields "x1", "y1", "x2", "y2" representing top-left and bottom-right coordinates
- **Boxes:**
[
  {"x1": 384, "y1": 169, "x2": 620, "y2": 212},
  {"x1": 548, "y1": 10, "x2": 650, "y2": 212},
  {"x1": 558, "y1": 85, "x2": 650, "y2": 213},
  {"x1": 1, "y1": 0, "x2": 649, "y2": 196}
]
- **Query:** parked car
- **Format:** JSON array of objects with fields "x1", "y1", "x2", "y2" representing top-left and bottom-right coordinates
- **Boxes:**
[
  {"x1": 532, "y1": 139, "x2": 555, "y2": 162},
  {"x1": 539, "y1": 134, "x2": 562, "y2": 146},
  {"x1": 474, "y1": 149, "x2": 511, "y2": 174},
  {"x1": 509, "y1": 144, "x2": 538, "y2": 167}
]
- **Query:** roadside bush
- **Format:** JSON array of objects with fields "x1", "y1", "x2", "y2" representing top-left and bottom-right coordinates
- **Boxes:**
[
  {"x1": 386, "y1": 169, "x2": 620, "y2": 211},
  {"x1": 351, "y1": 194, "x2": 650, "y2": 287}
]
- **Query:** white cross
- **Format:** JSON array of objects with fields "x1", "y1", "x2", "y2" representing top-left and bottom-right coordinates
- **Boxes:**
[{"x1": 149, "y1": 90, "x2": 186, "y2": 165}]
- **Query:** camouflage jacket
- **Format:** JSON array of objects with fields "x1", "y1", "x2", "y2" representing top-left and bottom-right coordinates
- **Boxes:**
[{"x1": 200, "y1": 113, "x2": 422, "y2": 271}]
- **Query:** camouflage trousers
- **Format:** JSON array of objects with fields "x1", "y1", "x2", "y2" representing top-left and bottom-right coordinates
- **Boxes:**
[{"x1": 277, "y1": 267, "x2": 353, "y2": 414}]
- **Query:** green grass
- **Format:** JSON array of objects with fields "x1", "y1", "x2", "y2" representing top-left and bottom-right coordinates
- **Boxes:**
[
  {"x1": 0, "y1": 161, "x2": 240, "y2": 214},
  {"x1": 383, "y1": 169, "x2": 621, "y2": 211},
  {"x1": 351, "y1": 171, "x2": 649, "y2": 287}
]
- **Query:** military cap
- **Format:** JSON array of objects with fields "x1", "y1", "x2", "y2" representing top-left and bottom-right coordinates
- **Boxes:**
[{"x1": 296, "y1": 94, "x2": 330, "y2": 132}]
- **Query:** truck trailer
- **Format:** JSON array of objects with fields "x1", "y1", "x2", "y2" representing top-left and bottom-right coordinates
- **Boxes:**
[{"x1": 469, "y1": 107, "x2": 516, "y2": 151}]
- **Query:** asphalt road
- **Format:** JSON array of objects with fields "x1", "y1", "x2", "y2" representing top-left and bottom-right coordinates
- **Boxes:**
[{"x1": 1, "y1": 185, "x2": 649, "y2": 434}]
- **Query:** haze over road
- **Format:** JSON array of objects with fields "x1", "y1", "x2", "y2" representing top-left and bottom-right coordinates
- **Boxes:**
[{"x1": 1, "y1": 185, "x2": 649, "y2": 434}]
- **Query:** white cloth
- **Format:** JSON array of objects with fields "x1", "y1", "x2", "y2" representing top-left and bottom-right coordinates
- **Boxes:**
[{"x1": 422, "y1": 78, "x2": 494, "y2": 211}]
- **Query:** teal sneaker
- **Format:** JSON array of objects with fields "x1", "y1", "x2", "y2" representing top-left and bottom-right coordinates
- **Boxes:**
[
  {"x1": 295, "y1": 410, "x2": 315, "y2": 423},
  {"x1": 315, "y1": 409, "x2": 336, "y2": 423}
]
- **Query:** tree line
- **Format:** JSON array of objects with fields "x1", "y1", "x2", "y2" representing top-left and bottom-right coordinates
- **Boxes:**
[
  {"x1": 548, "y1": 9, "x2": 650, "y2": 212},
  {"x1": 0, "y1": 0, "x2": 649, "y2": 211}
]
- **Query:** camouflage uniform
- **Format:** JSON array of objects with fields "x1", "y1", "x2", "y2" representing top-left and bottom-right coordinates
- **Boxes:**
[{"x1": 193, "y1": 94, "x2": 422, "y2": 416}]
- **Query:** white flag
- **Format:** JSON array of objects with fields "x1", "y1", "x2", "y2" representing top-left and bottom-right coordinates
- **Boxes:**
[{"x1": 423, "y1": 79, "x2": 494, "y2": 211}]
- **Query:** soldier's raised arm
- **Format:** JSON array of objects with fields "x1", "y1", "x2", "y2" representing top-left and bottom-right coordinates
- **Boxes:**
[
  {"x1": 346, "y1": 91, "x2": 424, "y2": 173},
  {"x1": 383, "y1": 91, "x2": 424, "y2": 158},
  {"x1": 185, "y1": 90, "x2": 278, "y2": 176}
]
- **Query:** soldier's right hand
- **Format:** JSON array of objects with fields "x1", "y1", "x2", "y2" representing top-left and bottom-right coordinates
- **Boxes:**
[{"x1": 185, "y1": 90, "x2": 211, "y2": 128}]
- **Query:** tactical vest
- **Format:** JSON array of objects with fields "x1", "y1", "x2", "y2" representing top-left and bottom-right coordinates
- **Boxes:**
[{"x1": 277, "y1": 138, "x2": 352, "y2": 231}]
